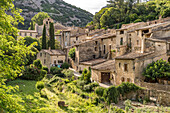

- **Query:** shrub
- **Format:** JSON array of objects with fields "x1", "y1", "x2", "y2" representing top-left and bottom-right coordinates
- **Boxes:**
[
  {"x1": 116, "y1": 82, "x2": 142, "y2": 96},
  {"x1": 36, "y1": 81, "x2": 45, "y2": 91},
  {"x1": 95, "y1": 87, "x2": 106, "y2": 97},
  {"x1": 83, "y1": 84, "x2": 92, "y2": 92},
  {"x1": 55, "y1": 73, "x2": 65, "y2": 78},
  {"x1": 50, "y1": 67, "x2": 62, "y2": 75},
  {"x1": 81, "y1": 68, "x2": 91, "y2": 84},
  {"x1": 61, "y1": 62, "x2": 70, "y2": 69},
  {"x1": 142, "y1": 59, "x2": 170, "y2": 82},
  {"x1": 76, "y1": 80, "x2": 86, "y2": 89},
  {"x1": 62, "y1": 69, "x2": 74, "y2": 78},
  {"x1": 22, "y1": 65, "x2": 46, "y2": 81},
  {"x1": 43, "y1": 66, "x2": 49, "y2": 73},
  {"x1": 103, "y1": 86, "x2": 119, "y2": 104},
  {"x1": 33, "y1": 59, "x2": 42, "y2": 69},
  {"x1": 69, "y1": 48, "x2": 75, "y2": 60}
]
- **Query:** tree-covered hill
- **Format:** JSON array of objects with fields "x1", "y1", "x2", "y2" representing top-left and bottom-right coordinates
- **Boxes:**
[
  {"x1": 14, "y1": 0, "x2": 93, "y2": 29},
  {"x1": 87, "y1": 0, "x2": 170, "y2": 29}
]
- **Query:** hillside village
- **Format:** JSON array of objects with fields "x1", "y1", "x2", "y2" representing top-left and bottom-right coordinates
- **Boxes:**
[
  {"x1": 1, "y1": 0, "x2": 170, "y2": 112},
  {"x1": 18, "y1": 17, "x2": 170, "y2": 106}
]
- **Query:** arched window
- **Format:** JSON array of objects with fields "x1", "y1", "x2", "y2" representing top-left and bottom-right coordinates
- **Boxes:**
[{"x1": 121, "y1": 77, "x2": 125, "y2": 82}]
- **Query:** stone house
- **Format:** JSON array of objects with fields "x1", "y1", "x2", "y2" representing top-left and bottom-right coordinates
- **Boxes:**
[
  {"x1": 18, "y1": 30, "x2": 38, "y2": 38},
  {"x1": 91, "y1": 60, "x2": 116, "y2": 85},
  {"x1": 37, "y1": 49, "x2": 66, "y2": 70}
]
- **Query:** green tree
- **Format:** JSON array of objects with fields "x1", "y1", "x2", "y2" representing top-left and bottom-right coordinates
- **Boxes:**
[
  {"x1": 42, "y1": 25, "x2": 47, "y2": 49},
  {"x1": 0, "y1": 0, "x2": 34, "y2": 112},
  {"x1": 69, "y1": 48, "x2": 76, "y2": 60},
  {"x1": 30, "y1": 21, "x2": 34, "y2": 30},
  {"x1": 23, "y1": 36, "x2": 41, "y2": 51},
  {"x1": 142, "y1": 59, "x2": 170, "y2": 82},
  {"x1": 31, "y1": 12, "x2": 50, "y2": 26},
  {"x1": 49, "y1": 23, "x2": 55, "y2": 49}
]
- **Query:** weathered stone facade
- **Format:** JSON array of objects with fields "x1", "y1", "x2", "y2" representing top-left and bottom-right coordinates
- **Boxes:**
[{"x1": 37, "y1": 49, "x2": 66, "y2": 70}]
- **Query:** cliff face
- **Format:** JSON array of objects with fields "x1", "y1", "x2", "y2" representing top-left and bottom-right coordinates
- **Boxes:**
[{"x1": 14, "y1": 0, "x2": 93, "y2": 29}]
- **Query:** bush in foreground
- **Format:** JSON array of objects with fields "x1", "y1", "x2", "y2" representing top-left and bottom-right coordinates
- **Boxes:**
[
  {"x1": 50, "y1": 67, "x2": 62, "y2": 75},
  {"x1": 36, "y1": 81, "x2": 45, "y2": 91}
]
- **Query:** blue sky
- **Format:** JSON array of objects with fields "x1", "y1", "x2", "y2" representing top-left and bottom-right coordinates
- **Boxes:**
[{"x1": 63, "y1": 0, "x2": 108, "y2": 14}]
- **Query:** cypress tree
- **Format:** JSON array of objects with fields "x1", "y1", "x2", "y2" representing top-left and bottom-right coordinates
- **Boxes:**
[
  {"x1": 49, "y1": 23, "x2": 55, "y2": 49},
  {"x1": 30, "y1": 21, "x2": 34, "y2": 30},
  {"x1": 42, "y1": 25, "x2": 47, "y2": 49}
]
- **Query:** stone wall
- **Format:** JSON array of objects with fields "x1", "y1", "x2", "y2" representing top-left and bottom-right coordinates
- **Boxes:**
[{"x1": 138, "y1": 82, "x2": 170, "y2": 91}]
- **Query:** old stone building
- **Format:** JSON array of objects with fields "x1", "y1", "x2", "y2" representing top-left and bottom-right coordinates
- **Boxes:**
[
  {"x1": 67, "y1": 17, "x2": 170, "y2": 86},
  {"x1": 37, "y1": 49, "x2": 66, "y2": 70}
]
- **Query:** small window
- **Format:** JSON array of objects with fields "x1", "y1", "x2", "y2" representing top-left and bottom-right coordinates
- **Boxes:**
[
  {"x1": 44, "y1": 59, "x2": 46, "y2": 64},
  {"x1": 93, "y1": 55, "x2": 96, "y2": 59},
  {"x1": 76, "y1": 37, "x2": 78, "y2": 41},
  {"x1": 40, "y1": 53, "x2": 42, "y2": 57},
  {"x1": 103, "y1": 45, "x2": 106, "y2": 54},
  {"x1": 111, "y1": 38, "x2": 113, "y2": 41},
  {"x1": 95, "y1": 41, "x2": 98, "y2": 45},
  {"x1": 58, "y1": 60, "x2": 63, "y2": 64},
  {"x1": 30, "y1": 33, "x2": 32, "y2": 36},
  {"x1": 46, "y1": 21, "x2": 48, "y2": 24},
  {"x1": 120, "y1": 38, "x2": 123, "y2": 45},
  {"x1": 25, "y1": 32, "x2": 27, "y2": 36},
  {"x1": 19, "y1": 32, "x2": 21, "y2": 36},
  {"x1": 129, "y1": 34, "x2": 131, "y2": 36},
  {"x1": 95, "y1": 47, "x2": 97, "y2": 51},
  {"x1": 109, "y1": 45, "x2": 111, "y2": 51},
  {"x1": 120, "y1": 30, "x2": 124, "y2": 34},
  {"x1": 137, "y1": 31, "x2": 139, "y2": 35},
  {"x1": 119, "y1": 63, "x2": 121, "y2": 68},
  {"x1": 137, "y1": 40, "x2": 139, "y2": 45},
  {"x1": 54, "y1": 60, "x2": 57, "y2": 64},
  {"x1": 124, "y1": 64, "x2": 128, "y2": 71}
]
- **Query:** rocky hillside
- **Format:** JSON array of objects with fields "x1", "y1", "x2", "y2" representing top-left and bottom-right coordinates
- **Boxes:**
[{"x1": 14, "y1": 0, "x2": 93, "y2": 29}]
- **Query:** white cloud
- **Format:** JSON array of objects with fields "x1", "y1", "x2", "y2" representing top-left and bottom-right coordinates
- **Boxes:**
[{"x1": 63, "y1": 0, "x2": 107, "y2": 14}]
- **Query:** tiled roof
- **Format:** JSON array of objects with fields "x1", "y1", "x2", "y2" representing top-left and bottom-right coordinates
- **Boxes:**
[
  {"x1": 80, "y1": 58, "x2": 107, "y2": 66},
  {"x1": 115, "y1": 52, "x2": 153, "y2": 60},
  {"x1": 43, "y1": 49, "x2": 65, "y2": 55},
  {"x1": 91, "y1": 60, "x2": 115, "y2": 71}
]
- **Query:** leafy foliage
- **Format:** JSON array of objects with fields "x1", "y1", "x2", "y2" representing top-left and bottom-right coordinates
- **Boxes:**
[
  {"x1": 61, "y1": 62, "x2": 70, "y2": 69},
  {"x1": 95, "y1": 87, "x2": 106, "y2": 97},
  {"x1": 69, "y1": 48, "x2": 76, "y2": 60},
  {"x1": 50, "y1": 67, "x2": 62, "y2": 75},
  {"x1": 43, "y1": 66, "x2": 49, "y2": 73},
  {"x1": 91, "y1": 0, "x2": 170, "y2": 29},
  {"x1": 81, "y1": 68, "x2": 91, "y2": 84},
  {"x1": 33, "y1": 59, "x2": 43, "y2": 69},
  {"x1": 142, "y1": 59, "x2": 170, "y2": 81},
  {"x1": 31, "y1": 12, "x2": 49, "y2": 26},
  {"x1": 36, "y1": 81, "x2": 45, "y2": 91}
]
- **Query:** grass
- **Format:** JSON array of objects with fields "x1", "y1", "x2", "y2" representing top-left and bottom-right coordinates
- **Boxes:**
[
  {"x1": 6, "y1": 76, "x2": 170, "y2": 113},
  {"x1": 7, "y1": 79, "x2": 38, "y2": 95}
]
